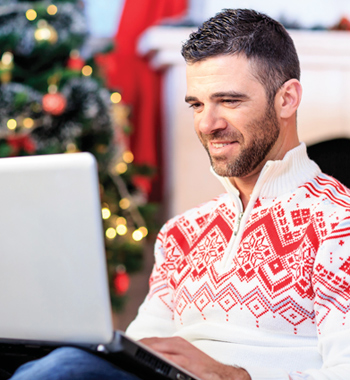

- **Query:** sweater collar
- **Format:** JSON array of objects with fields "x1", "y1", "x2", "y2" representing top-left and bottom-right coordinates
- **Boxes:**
[{"x1": 211, "y1": 143, "x2": 321, "y2": 200}]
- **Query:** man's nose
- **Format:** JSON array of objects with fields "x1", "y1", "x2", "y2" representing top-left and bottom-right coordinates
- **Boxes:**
[{"x1": 197, "y1": 108, "x2": 227, "y2": 135}]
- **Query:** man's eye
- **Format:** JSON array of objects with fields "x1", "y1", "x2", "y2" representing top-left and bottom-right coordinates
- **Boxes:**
[
  {"x1": 188, "y1": 103, "x2": 201, "y2": 109},
  {"x1": 222, "y1": 99, "x2": 239, "y2": 104}
]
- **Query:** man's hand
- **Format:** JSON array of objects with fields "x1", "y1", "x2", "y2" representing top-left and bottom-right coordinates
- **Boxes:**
[{"x1": 139, "y1": 336, "x2": 251, "y2": 380}]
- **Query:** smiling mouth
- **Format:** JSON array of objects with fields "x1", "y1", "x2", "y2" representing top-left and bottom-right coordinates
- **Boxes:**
[{"x1": 211, "y1": 142, "x2": 233, "y2": 148}]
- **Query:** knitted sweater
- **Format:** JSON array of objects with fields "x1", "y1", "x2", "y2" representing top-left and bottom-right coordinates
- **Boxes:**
[{"x1": 126, "y1": 143, "x2": 350, "y2": 380}]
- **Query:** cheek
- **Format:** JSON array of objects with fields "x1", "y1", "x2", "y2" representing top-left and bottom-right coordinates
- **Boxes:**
[{"x1": 222, "y1": 106, "x2": 252, "y2": 126}]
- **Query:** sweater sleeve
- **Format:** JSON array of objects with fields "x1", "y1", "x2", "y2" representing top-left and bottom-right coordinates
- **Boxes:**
[
  {"x1": 126, "y1": 223, "x2": 177, "y2": 340},
  {"x1": 298, "y1": 216, "x2": 350, "y2": 380},
  {"x1": 249, "y1": 217, "x2": 350, "y2": 380}
]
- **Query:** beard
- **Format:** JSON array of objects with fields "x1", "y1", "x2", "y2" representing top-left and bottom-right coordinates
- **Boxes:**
[{"x1": 199, "y1": 103, "x2": 280, "y2": 178}]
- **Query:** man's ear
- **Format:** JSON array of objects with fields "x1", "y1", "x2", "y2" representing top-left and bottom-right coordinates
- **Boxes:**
[{"x1": 277, "y1": 79, "x2": 302, "y2": 119}]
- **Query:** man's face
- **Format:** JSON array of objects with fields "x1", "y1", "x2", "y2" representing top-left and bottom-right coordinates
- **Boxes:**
[{"x1": 185, "y1": 54, "x2": 280, "y2": 179}]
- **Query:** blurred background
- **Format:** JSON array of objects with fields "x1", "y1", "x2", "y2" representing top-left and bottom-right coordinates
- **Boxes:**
[{"x1": 1, "y1": 0, "x2": 350, "y2": 330}]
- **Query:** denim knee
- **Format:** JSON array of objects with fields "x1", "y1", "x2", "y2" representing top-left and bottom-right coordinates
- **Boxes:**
[{"x1": 10, "y1": 346, "x2": 140, "y2": 380}]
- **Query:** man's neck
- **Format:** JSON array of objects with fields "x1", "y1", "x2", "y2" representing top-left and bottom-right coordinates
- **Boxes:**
[
  {"x1": 230, "y1": 172, "x2": 260, "y2": 211},
  {"x1": 231, "y1": 136, "x2": 300, "y2": 210}
]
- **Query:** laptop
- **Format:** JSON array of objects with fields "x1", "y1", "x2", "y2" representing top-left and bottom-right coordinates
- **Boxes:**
[{"x1": 0, "y1": 153, "x2": 199, "y2": 380}]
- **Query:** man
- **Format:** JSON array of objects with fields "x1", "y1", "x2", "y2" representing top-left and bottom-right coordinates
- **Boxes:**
[{"x1": 9, "y1": 8, "x2": 350, "y2": 380}]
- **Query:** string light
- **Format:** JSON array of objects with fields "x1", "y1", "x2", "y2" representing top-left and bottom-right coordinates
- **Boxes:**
[
  {"x1": 139, "y1": 226, "x2": 148, "y2": 237},
  {"x1": 116, "y1": 217, "x2": 127, "y2": 226},
  {"x1": 116, "y1": 224, "x2": 127, "y2": 236},
  {"x1": 23, "y1": 118, "x2": 34, "y2": 129},
  {"x1": 102, "y1": 207, "x2": 111, "y2": 220},
  {"x1": 116, "y1": 162, "x2": 127, "y2": 174},
  {"x1": 66, "y1": 143, "x2": 78, "y2": 153},
  {"x1": 110, "y1": 92, "x2": 122, "y2": 104},
  {"x1": 123, "y1": 151, "x2": 134, "y2": 163},
  {"x1": 119, "y1": 198, "x2": 130, "y2": 210},
  {"x1": 1, "y1": 52, "x2": 13, "y2": 66},
  {"x1": 7, "y1": 119, "x2": 17, "y2": 130},
  {"x1": 35, "y1": 27, "x2": 50, "y2": 41},
  {"x1": 26, "y1": 9, "x2": 37, "y2": 21},
  {"x1": 82, "y1": 65, "x2": 93, "y2": 76},
  {"x1": 132, "y1": 230, "x2": 143, "y2": 242},
  {"x1": 48, "y1": 84, "x2": 58, "y2": 94},
  {"x1": 0, "y1": 52, "x2": 14, "y2": 83},
  {"x1": 34, "y1": 20, "x2": 58, "y2": 44},
  {"x1": 106, "y1": 228, "x2": 117, "y2": 239},
  {"x1": 47, "y1": 5, "x2": 58, "y2": 15}
]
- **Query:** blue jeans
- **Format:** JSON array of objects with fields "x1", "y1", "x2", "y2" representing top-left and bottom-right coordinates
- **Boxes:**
[{"x1": 10, "y1": 347, "x2": 141, "y2": 380}]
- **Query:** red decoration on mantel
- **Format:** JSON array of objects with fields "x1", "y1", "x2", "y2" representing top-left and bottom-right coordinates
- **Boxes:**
[
  {"x1": 42, "y1": 92, "x2": 67, "y2": 116},
  {"x1": 332, "y1": 16, "x2": 350, "y2": 31}
]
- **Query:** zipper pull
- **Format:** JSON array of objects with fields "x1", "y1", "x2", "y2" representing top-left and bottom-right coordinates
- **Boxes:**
[{"x1": 233, "y1": 212, "x2": 244, "y2": 236}]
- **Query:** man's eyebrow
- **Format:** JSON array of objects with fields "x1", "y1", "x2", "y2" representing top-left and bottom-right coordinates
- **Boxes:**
[
  {"x1": 210, "y1": 91, "x2": 249, "y2": 100},
  {"x1": 185, "y1": 96, "x2": 198, "y2": 103},
  {"x1": 185, "y1": 92, "x2": 249, "y2": 103}
]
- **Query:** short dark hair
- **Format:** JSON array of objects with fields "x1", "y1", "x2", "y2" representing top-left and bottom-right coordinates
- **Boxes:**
[{"x1": 181, "y1": 9, "x2": 300, "y2": 104}]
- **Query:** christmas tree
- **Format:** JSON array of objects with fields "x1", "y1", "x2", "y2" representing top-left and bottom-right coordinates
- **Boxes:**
[{"x1": 0, "y1": 0, "x2": 156, "y2": 311}]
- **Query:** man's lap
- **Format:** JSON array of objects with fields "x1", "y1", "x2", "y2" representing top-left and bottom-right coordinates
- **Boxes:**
[{"x1": 9, "y1": 347, "x2": 140, "y2": 380}]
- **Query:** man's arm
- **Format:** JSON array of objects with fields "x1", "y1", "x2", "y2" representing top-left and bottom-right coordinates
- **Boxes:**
[
  {"x1": 141, "y1": 336, "x2": 251, "y2": 380},
  {"x1": 126, "y1": 224, "x2": 177, "y2": 339}
]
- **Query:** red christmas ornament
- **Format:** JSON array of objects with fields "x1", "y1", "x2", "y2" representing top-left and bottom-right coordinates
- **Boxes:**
[
  {"x1": 113, "y1": 266, "x2": 130, "y2": 295},
  {"x1": 7, "y1": 134, "x2": 36, "y2": 155},
  {"x1": 67, "y1": 56, "x2": 85, "y2": 71},
  {"x1": 42, "y1": 92, "x2": 67, "y2": 116}
]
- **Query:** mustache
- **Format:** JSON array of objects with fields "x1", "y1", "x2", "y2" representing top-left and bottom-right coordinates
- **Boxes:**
[{"x1": 199, "y1": 130, "x2": 243, "y2": 141}]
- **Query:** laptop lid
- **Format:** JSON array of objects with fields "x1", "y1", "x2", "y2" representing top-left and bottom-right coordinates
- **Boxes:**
[{"x1": 0, "y1": 153, "x2": 114, "y2": 346}]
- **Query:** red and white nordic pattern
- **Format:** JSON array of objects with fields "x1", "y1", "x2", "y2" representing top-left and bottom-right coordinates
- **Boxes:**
[{"x1": 149, "y1": 174, "x2": 350, "y2": 333}]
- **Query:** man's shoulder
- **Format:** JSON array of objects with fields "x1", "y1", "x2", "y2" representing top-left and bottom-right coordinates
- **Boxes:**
[
  {"x1": 304, "y1": 172, "x2": 350, "y2": 203},
  {"x1": 166, "y1": 193, "x2": 230, "y2": 227},
  {"x1": 300, "y1": 173, "x2": 350, "y2": 225}
]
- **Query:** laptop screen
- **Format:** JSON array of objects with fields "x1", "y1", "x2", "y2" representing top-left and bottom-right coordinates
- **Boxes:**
[{"x1": 0, "y1": 153, "x2": 114, "y2": 346}]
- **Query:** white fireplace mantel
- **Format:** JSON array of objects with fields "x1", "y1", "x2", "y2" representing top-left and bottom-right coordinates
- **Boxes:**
[{"x1": 138, "y1": 27, "x2": 350, "y2": 217}]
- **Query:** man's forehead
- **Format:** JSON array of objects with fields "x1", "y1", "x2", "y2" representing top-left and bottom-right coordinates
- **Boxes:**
[
  {"x1": 185, "y1": 55, "x2": 261, "y2": 92},
  {"x1": 187, "y1": 54, "x2": 256, "y2": 76}
]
